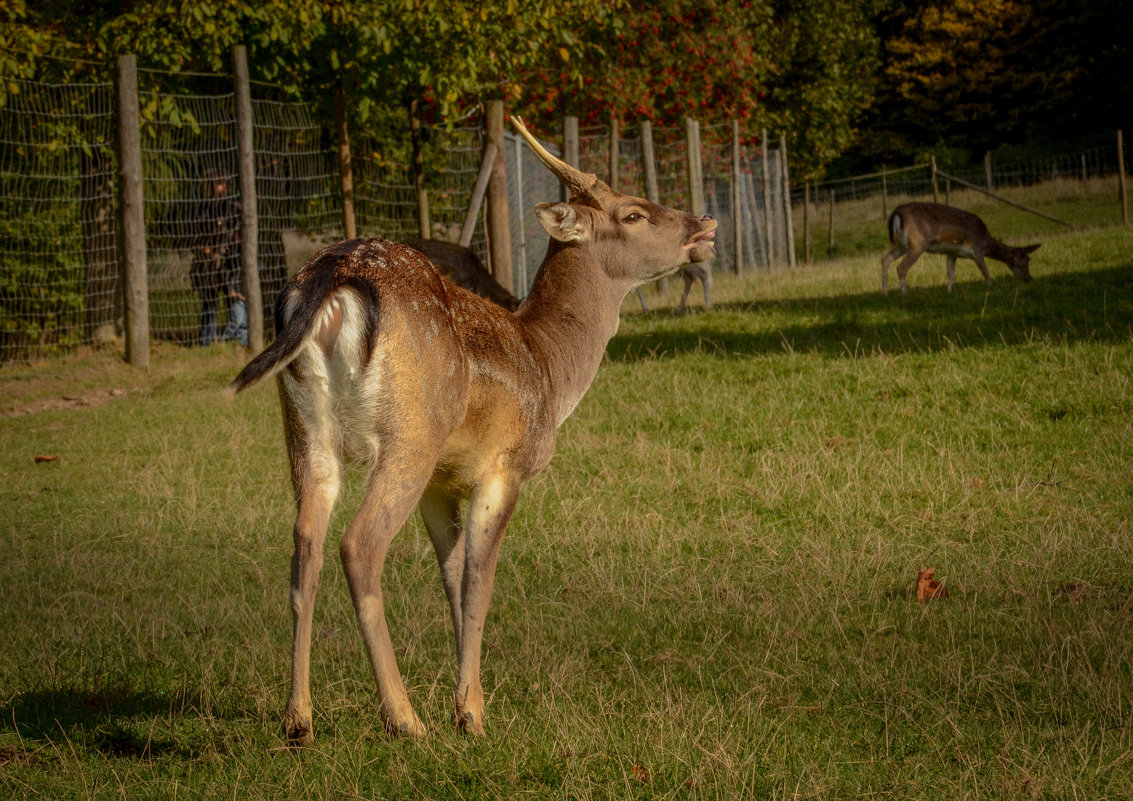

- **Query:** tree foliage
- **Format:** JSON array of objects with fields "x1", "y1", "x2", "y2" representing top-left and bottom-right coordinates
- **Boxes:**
[
  {"x1": 510, "y1": 0, "x2": 878, "y2": 178},
  {"x1": 844, "y1": 0, "x2": 1132, "y2": 171},
  {"x1": 3, "y1": 1, "x2": 1129, "y2": 177}
]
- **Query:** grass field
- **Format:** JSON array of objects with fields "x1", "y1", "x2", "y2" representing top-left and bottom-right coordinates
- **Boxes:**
[
  {"x1": 2, "y1": 222, "x2": 1131, "y2": 799},
  {"x1": 796, "y1": 176, "x2": 1127, "y2": 263}
]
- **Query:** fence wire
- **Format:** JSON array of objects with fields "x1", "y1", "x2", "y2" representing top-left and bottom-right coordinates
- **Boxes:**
[
  {"x1": 2, "y1": 54, "x2": 1128, "y2": 364},
  {"x1": 0, "y1": 76, "x2": 118, "y2": 362}
]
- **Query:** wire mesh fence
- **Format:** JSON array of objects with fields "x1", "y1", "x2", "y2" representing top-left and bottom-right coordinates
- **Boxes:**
[
  {"x1": 1, "y1": 52, "x2": 1128, "y2": 364},
  {"x1": 0, "y1": 74, "x2": 119, "y2": 361},
  {"x1": 0, "y1": 52, "x2": 802, "y2": 363}
]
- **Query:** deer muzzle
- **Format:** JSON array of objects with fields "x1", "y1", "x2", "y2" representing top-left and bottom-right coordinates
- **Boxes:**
[{"x1": 684, "y1": 215, "x2": 717, "y2": 262}]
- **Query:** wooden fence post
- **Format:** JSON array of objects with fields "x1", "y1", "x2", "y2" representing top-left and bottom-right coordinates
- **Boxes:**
[
  {"x1": 563, "y1": 115, "x2": 580, "y2": 207},
  {"x1": 458, "y1": 141, "x2": 495, "y2": 248},
  {"x1": 1118, "y1": 130, "x2": 1128, "y2": 225},
  {"x1": 334, "y1": 82, "x2": 356, "y2": 239},
  {"x1": 115, "y1": 54, "x2": 148, "y2": 368},
  {"x1": 827, "y1": 189, "x2": 835, "y2": 260},
  {"x1": 730, "y1": 119, "x2": 743, "y2": 274},
  {"x1": 931, "y1": 155, "x2": 939, "y2": 204},
  {"x1": 608, "y1": 116, "x2": 619, "y2": 190},
  {"x1": 685, "y1": 117, "x2": 705, "y2": 217},
  {"x1": 233, "y1": 45, "x2": 262, "y2": 353},
  {"x1": 761, "y1": 127, "x2": 773, "y2": 266},
  {"x1": 485, "y1": 99, "x2": 512, "y2": 293},
  {"x1": 780, "y1": 133, "x2": 796, "y2": 268},
  {"x1": 409, "y1": 98, "x2": 431, "y2": 239},
  {"x1": 803, "y1": 182, "x2": 811, "y2": 265},
  {"x1": 739, "y1": 167, "x2": 760, "y2": 269},
  {"x1": 513, "y1": 135, "x2": 528, "y2": 294},
  {"x1": 639, "y1": 120, "x2": 667, "y2": 292},
  {"x1": 984, "y1": 151, "x2": 993, "y2": 195},
  {"x1": 881, "y1": 165, "x2": 888, "y2": 219}
]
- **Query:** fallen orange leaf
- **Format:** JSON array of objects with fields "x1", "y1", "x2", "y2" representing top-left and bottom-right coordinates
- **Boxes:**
[
  {"x1": 631, "y1": 764, "x2": 649, "y2": 783},
  {"x1": 34, "y1": 455, "x2": 58, "y2": 463},
  {"x1": 916, "y1": 567, "x2": 950, "y2": 602}
]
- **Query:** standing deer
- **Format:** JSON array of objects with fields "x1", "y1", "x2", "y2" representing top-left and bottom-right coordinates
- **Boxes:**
[
  {"x1": 228, "y1": 117, "x2": 716, "y2": 744},
  {"x1": 677, "y1": 264, "x2": 711, "y2": 311},
  {"x1": 881, "y1": 202, "x2": 1038, "y2": 295}
]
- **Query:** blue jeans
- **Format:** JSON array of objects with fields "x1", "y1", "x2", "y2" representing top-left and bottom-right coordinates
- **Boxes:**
[
  {"x1": 222, "y1": 295, "x2": 248, "y2": 347},
  {"x1": 198, "y1": 292, "x2": 218, "y2": 346}
]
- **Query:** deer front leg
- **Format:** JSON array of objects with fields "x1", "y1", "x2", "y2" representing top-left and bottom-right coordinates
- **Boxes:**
[
  {"x1": 946, "y1": 256, "x2": 957, "y2": 291},
  {"x1": 973, "y1": 255, "x2": 992, "y2": 285},
  {"x1": 282, "y1": 444, "x2": 340, "y2": 747},
  {"x1": 453, "y1": 474, "x2": 519, "y2": 736},
  {"x1": 677, "y1": 270, "x2": 695, "y2": 311},
  {"x1": 340, "y1": 459, "x2": 437, "y2": 738}
]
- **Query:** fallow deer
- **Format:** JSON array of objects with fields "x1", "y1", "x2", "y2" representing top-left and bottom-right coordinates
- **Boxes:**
[
  {"x1": 228, "y1": 117, "x2": 716, "y2": 744},
  {"x1": 881, "y1": 202, "x2": 1038, "y2": 295}
]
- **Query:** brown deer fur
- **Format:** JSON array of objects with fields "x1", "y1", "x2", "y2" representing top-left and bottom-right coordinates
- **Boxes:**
[
  {"x1": 228, "y1": 117, "x2": 716, "y2": 745},
  {"x1": 400, "y1": 237, "x2": 520, "y2": 310}
]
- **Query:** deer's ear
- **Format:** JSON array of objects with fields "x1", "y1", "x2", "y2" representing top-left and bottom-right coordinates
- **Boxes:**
[{"x1": 535, "y1": 202, "x2": 590, "y2": 244}]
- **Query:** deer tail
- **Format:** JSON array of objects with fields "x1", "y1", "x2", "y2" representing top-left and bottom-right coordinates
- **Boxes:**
[
  {"x1": 887, "y1": 209, "x2": 903, "y2": 243},
  {"x1": 226, "y1": 251, "x2": 380, "y2": 397}
]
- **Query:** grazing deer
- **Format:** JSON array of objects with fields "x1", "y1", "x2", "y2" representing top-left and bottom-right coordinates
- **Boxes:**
[
  {"x1": 881, "y1": 202, "x2": 1038, "y2": 295},
  {"x1": 400, "y1": 238, "x2": 520, "y2": 311},
  {"x1": 228, "y1": 117, "x2": 716, "y2": 744}
]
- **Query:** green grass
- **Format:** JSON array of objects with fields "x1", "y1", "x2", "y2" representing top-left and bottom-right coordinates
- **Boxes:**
[{"x1": 1, "y1": 223, "x2": 1131, "y2": 799}]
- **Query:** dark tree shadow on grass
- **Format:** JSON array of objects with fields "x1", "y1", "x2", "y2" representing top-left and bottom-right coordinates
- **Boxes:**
[
  {"x1": 610, "y1": 263, "x2": 1133, "y2": 362},
  {"x1": 0, "y1": 684, "x2": 241, "y2": 760}
]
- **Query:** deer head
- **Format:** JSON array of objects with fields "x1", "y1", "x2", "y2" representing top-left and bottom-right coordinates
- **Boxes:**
[{"x1": 512, "y1": 116, "x2": 717, "y2": 288}]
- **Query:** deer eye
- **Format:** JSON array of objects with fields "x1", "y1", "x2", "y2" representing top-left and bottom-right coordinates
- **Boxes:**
[{"x1": 622, "y1": 212, "x2": 645, "y2": 224}]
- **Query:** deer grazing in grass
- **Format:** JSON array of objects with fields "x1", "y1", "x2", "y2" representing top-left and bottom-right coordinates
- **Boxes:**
[
  {"x1": 881, "y1": 202, "x2": 1038, "y2": 295},
  {"x1": 399, "y1": 238, "x2": 520, "y2": 311},
  {"x1": 228, "y1": 117, "x2": 716, "y2": 744}
]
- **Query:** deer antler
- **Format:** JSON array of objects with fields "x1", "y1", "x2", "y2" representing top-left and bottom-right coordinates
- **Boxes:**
[{"x1": 510, "y1": 115, "x2": 613, "y2": 210}]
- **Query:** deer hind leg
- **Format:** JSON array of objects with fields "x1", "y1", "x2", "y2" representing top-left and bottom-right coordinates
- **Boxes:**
[
  {"x1": 339, "y1": 449, "x2": 441, "y2": 738},
  {"x1": 895, "y1": 245, "x2": 925, "y2": 296},
  {"x1": 881, "y1": 244, "x2": 905, "y2": 296},
  {"x1": 420, "y1": 485, "x2": 466, "y2": 655},
  {"x1": 453, "y1": 474, "x2": 519, "y2": 736},
  {"x1": 282, "y1": 448, "x2": 341, "y2": 747}
]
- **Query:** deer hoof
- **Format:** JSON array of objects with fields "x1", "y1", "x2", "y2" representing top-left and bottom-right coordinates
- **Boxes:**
[
  {"x1": 386, "y1": 714, "x2": 427, "y2": 739},
  {"x1": 455, "y1": 710, "x2": 486, "y2": 737},
  {"x1": 282, "y1": 714, "x2": 314, "y2": 748}
]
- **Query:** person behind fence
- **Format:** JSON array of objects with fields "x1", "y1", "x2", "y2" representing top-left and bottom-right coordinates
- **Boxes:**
[{"x1": 189, "y1": 172, "x2": 247, "y2": 347}]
